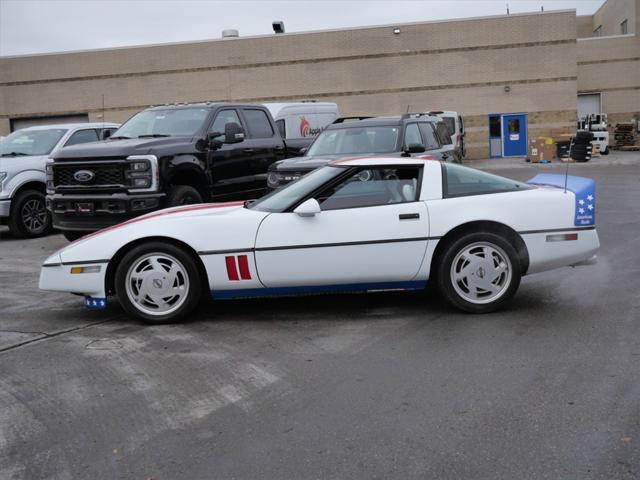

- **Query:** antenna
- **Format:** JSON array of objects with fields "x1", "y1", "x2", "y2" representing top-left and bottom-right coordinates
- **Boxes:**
[
  {"x1": 564, "y1": 136, "x2": 573, "y2": 193},
  {"x1": 101, "y1": 94, "x2": 105, "y2": 131},
  {"x1": 506, "y1": 3, "x2": 510, "y2": 14},
  {"x1": 406, "y1": 104, "x2": 411, "y2": 113}
]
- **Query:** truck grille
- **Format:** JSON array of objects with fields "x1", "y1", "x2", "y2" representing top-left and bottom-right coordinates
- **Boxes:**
[{"x1": 53, "y1": 162, "x2": 126, "y2": 189}]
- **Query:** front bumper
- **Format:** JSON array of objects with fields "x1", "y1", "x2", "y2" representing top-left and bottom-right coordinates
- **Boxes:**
[
  {"x1": 39, "y1": 256, "x2": 108, "y2": 305},
  {"x1": 49, "y1": 192, "x2": 165, "y2": 231},
  {"x1": 0, "y1": 198, "x2": 11, "y2": 218}
]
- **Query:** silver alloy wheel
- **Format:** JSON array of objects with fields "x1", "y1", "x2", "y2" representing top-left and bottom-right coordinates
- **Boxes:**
[
  {"x1": 21, "y1": 198, "x2": 48, "y2": 234},
  {"x1": 125, "y1": 253, "x2": 190, "y2": 316},
  {"x1": 450, "y1": 242, "x2": 512, "y2": 305}
]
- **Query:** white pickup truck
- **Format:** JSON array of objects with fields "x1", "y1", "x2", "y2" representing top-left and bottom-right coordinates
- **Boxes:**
[{"x1": 0, "y1": 123, "x2": 119, "y2": 238}]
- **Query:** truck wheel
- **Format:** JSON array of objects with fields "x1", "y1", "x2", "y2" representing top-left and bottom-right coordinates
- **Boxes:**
[
  {"x1": 8, "y1": 189, "x2": 52, "y2": 238},
  {"x1": 115, "y1": 241, "x2": 202, "y2": 324},
  {"x1": 167, "y1": 185, "x2": 203, "y2": 207},
  {"x1": 436, "y1": 232, "x2": 521, "y2": 314},
  {"x1": 63, "y1": 231, "x2": 89, "y2": 242}
]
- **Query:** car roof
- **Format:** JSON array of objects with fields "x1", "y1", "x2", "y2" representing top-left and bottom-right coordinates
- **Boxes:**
[
  {"x1": 146, "y1": 102, "x2": 267, "y2": 111},
  {"x1": 18, "y1": 122, "x2": 120, "y2": 131},
  {"x1": 325, "y1": 114, "x2": 441, "y2": 130},
  {"x1": 329, "y1": 156, "x2": 437, "y2": 167}
]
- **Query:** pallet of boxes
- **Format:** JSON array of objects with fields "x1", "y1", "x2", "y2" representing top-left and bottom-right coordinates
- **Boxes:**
[
  {"x1": 528, "y1": 136, "x2": 556, "y2": 163},
  {"x1": 613, "y1": 123, "x2": 639, "y2": 151}
]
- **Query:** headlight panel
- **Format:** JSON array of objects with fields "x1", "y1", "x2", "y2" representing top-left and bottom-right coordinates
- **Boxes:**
[{"x1": 125, "y1": 155, "x2": 158, "y2": 192}]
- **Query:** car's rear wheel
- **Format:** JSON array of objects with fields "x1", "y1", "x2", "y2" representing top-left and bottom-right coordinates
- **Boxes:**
[
  {"x1": 8, "y1": 189, "x2": 52, "y2": 238},
  {"x1": 115, "y1": 242, "x2": 202, "y2": 324},
  {"x1": 436, "y1": 232, "x2": 521, "y2": 313}
]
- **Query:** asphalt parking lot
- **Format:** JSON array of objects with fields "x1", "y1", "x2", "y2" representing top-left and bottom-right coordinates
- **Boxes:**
[{"x1": 1, "y1": 156, "x2": 639, "y2": 479}]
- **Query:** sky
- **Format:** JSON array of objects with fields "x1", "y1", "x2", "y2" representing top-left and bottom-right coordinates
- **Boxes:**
[{"x1": 0, "y1": 0, "x2": 605, "y2": 57}]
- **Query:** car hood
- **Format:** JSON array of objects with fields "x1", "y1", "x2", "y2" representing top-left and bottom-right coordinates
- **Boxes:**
[
  {"x1": 0, "y1": 154, "x2": 48, "y2": 173},
  {"x1": 52, "y1": 136, "x2": 196, "y2": 159},
  {"x1": 47, "y1": 201, "x2": 269, "y2": 265}
]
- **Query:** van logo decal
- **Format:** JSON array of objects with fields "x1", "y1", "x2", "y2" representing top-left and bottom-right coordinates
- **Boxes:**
[
  {"x1": 73, "y1": 170, "x2": 95, "y2": 183},
  {"x1": 299, "y1": 116, "x2": 323, "y2": 137}
]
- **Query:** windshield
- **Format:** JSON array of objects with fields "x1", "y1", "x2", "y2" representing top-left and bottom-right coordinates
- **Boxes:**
[
  {"x1": 250, "y1": 166, "x2": 345, "y2": 212},
  {"x1": 0, "y1": 128, "x2": 68, "y2": 156},
  {"x1": 112, "y1": 108, "x2": 210, "y2": 138},
  {"x1": 306, "y1": 126, "x2": 400, "y2": 156}
]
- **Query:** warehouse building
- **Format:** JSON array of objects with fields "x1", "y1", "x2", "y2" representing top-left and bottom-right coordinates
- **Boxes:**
[{"x1": 0, "y1": 0, "x2": 637, "y2": 160}]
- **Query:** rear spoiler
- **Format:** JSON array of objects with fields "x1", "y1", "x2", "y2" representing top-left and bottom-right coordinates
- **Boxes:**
[
  {"x1": 528, "y1": 174, "x2": 596, "y2": 226},
  {"x1": 332, "y1": 116, "x2": 374, "y2": 124}
]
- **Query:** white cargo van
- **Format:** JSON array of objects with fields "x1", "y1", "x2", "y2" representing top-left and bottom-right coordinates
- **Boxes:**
[
  {"x1": 429, "y1": 111, "x2": 466, "y2": 158},
  {"x1": 263, "y1": 102, "x2": 339, "y2": 140}
]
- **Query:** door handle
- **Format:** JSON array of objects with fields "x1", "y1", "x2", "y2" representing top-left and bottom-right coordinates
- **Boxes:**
[
  {"x1": 243, "y1": 148, "x2": 255, "y2": 154},
  {"x1": 399, "y1": 213, "x2": 420, "y2": 220}
]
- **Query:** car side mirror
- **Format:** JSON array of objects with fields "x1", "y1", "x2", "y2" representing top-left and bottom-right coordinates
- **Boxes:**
[
  {"x1": 224, "y1": 122, "x2": 245, "y2": 144},
  {"x1": 299, "y1": 147, "x2": 308, "y2": 155},
  {"x1": 405, "y1": 143, "x2": 426, "y2": 154},
  {"x1": 293, "y1": 198, "x2": 321, "y2": 217},
  {"x1": 101, "y1": 130, "x2": 112, "y2": 140}
]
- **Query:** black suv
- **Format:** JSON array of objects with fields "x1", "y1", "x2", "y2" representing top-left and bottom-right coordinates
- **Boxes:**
[
  {"x1": 47, "y1": 103, "x2": 312, "y2": 240},
  {"x1": 266, "y1": 113, "x2": 458, "y2": 190}
]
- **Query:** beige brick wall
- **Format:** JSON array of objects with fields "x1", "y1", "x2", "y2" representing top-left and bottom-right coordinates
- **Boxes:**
[
  {"x1": 0, "y1": 10, "x2": 579, "y2": 159},
  {"x1": 592, "y1": 0, "x2": 636, "y2": 36},
  {"x1": 577, "y1": 0, "x2": 640, "y2": 124}
]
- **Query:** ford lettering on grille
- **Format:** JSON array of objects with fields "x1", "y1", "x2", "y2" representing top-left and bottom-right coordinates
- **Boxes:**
[{"x1": 73, "y1": 170, "x2": 95, "y2": 183}]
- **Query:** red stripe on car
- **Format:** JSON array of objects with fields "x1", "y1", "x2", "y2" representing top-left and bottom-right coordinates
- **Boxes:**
[
  {"x1": 225, "y1": 256, "x2": 240, "y2": 281},
  {"x1": 237, "y1": 255, "x2": 252, "y2": 280}
]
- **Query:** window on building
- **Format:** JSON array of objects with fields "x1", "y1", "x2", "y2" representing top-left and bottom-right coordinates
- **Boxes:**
[
  {"x1": 489, "y1": 116, "x2": 501, "y2": 138},
  {"x1": 621, "y1": 19, "x2": 628, "y2": 35},
  {"x1": 242, "y1": 109, "x2": 274, "y2": 138},
  {"x1": 65, "y1": 129, "x2": 99, "y2": 146},
  {"x1": 593, "y1": 25, "x2": 602, "y2": 37}
]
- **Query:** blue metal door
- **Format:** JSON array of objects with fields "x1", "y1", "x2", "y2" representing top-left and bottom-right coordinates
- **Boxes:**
[{"x1": 502, "y1": 114, "x2": 527, "y2": 157}]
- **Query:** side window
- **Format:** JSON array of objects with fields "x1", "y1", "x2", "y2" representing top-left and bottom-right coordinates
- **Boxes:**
[
  {"x1": 243, "y1": 109, "x2": 274, "y2": 138},
  {"x1": 275, "y1": 119, "x2": 286, "y2": 138},
  {"x1": 65, "y1": 129, "x2": 99, "y2": 146},
  {"x1": 436, "y1": 123, "x2": 453, "y2": 145},
  {"x1": 443, "y1": 163, "x2": 530, "y2": 197},
  {"x1": 418, "y1": 124, "x2": 440, "y2": 150},
  {"x1": 404, "y1": 123, "x2": 422, "y2": 147},
  {"x1": 209, "y1": 110, "x2": 241, "y2": 139},
  {"x1": 316, "y1": 166, "x2": 421, "y2": 211}
]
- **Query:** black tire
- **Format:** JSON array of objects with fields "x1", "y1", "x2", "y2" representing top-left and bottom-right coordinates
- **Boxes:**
[
  {"x1": 167, "y1": 185, "x2": 203, "y2": 207},
  {"x1": 602, "y1": 147, "x2": 609, "y2": 155},
  {"x1": 63, "y1": 231, "x2": 90, "y2": 242},
  {"x1": 7, "y1": 189, "x2": 52, "y2": 238},
  {"x1": 436, "y1": 231, "x2": 522, "y2": 314},
  {"x1": 115, "y1": 241, "x2": 202, "y2": 324}
]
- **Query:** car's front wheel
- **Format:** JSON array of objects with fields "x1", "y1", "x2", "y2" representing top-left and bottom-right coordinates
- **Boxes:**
[
  {"x1": 115, "y1": 242, "x2": 202, "y2": 324},
  {"x1": 8, "y1": 189, "x2": 52, "y2": 238},
  {"x1": 436, "y1": 232, "x2": 521, "y2": 313}
]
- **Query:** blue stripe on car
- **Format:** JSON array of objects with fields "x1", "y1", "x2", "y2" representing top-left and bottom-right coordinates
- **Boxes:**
[{"x1": 212, "y1": 281, "x2": 427, "y2": 300}]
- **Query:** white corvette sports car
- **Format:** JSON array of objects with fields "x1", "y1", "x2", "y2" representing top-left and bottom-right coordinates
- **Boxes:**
[{"x1": 40, "y1": 158, "x2": 599, "y2": 323}]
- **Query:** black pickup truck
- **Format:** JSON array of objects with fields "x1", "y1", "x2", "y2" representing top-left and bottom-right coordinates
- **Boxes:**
[{"x1": 47, "y1": 103, "x2": 312, "y2": 240}]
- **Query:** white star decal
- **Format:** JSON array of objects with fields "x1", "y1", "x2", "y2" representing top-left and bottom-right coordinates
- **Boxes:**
[
  {"x1": 579, "y1": 208, "x2": 585, "y2": 214},
  {"x1": 578, "y1": 199, "x2": 585, "y2": 205},
  {"x1": 588, "y1": 204, "x2": 594, "y2": 211},
  {"x1": 92, "y1": 300, "x2": 97, "y2": 306},
  {"x1": 587, "y1": 194, "x2": 594, "y2": 201}
]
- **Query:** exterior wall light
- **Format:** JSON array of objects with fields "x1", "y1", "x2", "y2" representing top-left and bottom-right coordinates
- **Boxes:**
[
  {"x1": 504, "y1": 85, "x2": 511, "y2": 93},
  {"x1": 393, "y1": 28, "x2": 401, "y2": 34}
]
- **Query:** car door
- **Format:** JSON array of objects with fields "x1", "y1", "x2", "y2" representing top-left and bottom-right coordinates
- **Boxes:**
[
  {"x1": 255, "y1": 165, "x2": 429, "y2": 287},
  {"x1": 207, "y1": 108, "x2": 253, "y2": 199},
  {"x1": 239, "y1": 107, "x2": 285, "y2": 194}
]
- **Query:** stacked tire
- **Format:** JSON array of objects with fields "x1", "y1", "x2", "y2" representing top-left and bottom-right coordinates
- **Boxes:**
[{"x1": 570, "y1": 131, "x2": 593, "y2": 162}]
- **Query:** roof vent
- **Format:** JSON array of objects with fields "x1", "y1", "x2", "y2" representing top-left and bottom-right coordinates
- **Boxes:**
[{"x1": 222, "y1": 29, "x2": 239, "y2": 38}]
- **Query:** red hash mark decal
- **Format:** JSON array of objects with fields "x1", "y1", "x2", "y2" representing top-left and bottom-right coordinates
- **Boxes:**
[
  {"x1": 237, "y1": 255, "x2": 252, "y2": 280},
  {"x1": 225, "y1": 256, "x2": 239, "y2": 281},
  {"x1": 225, "y1": 255, "x2": 252, "y2": 281}
]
